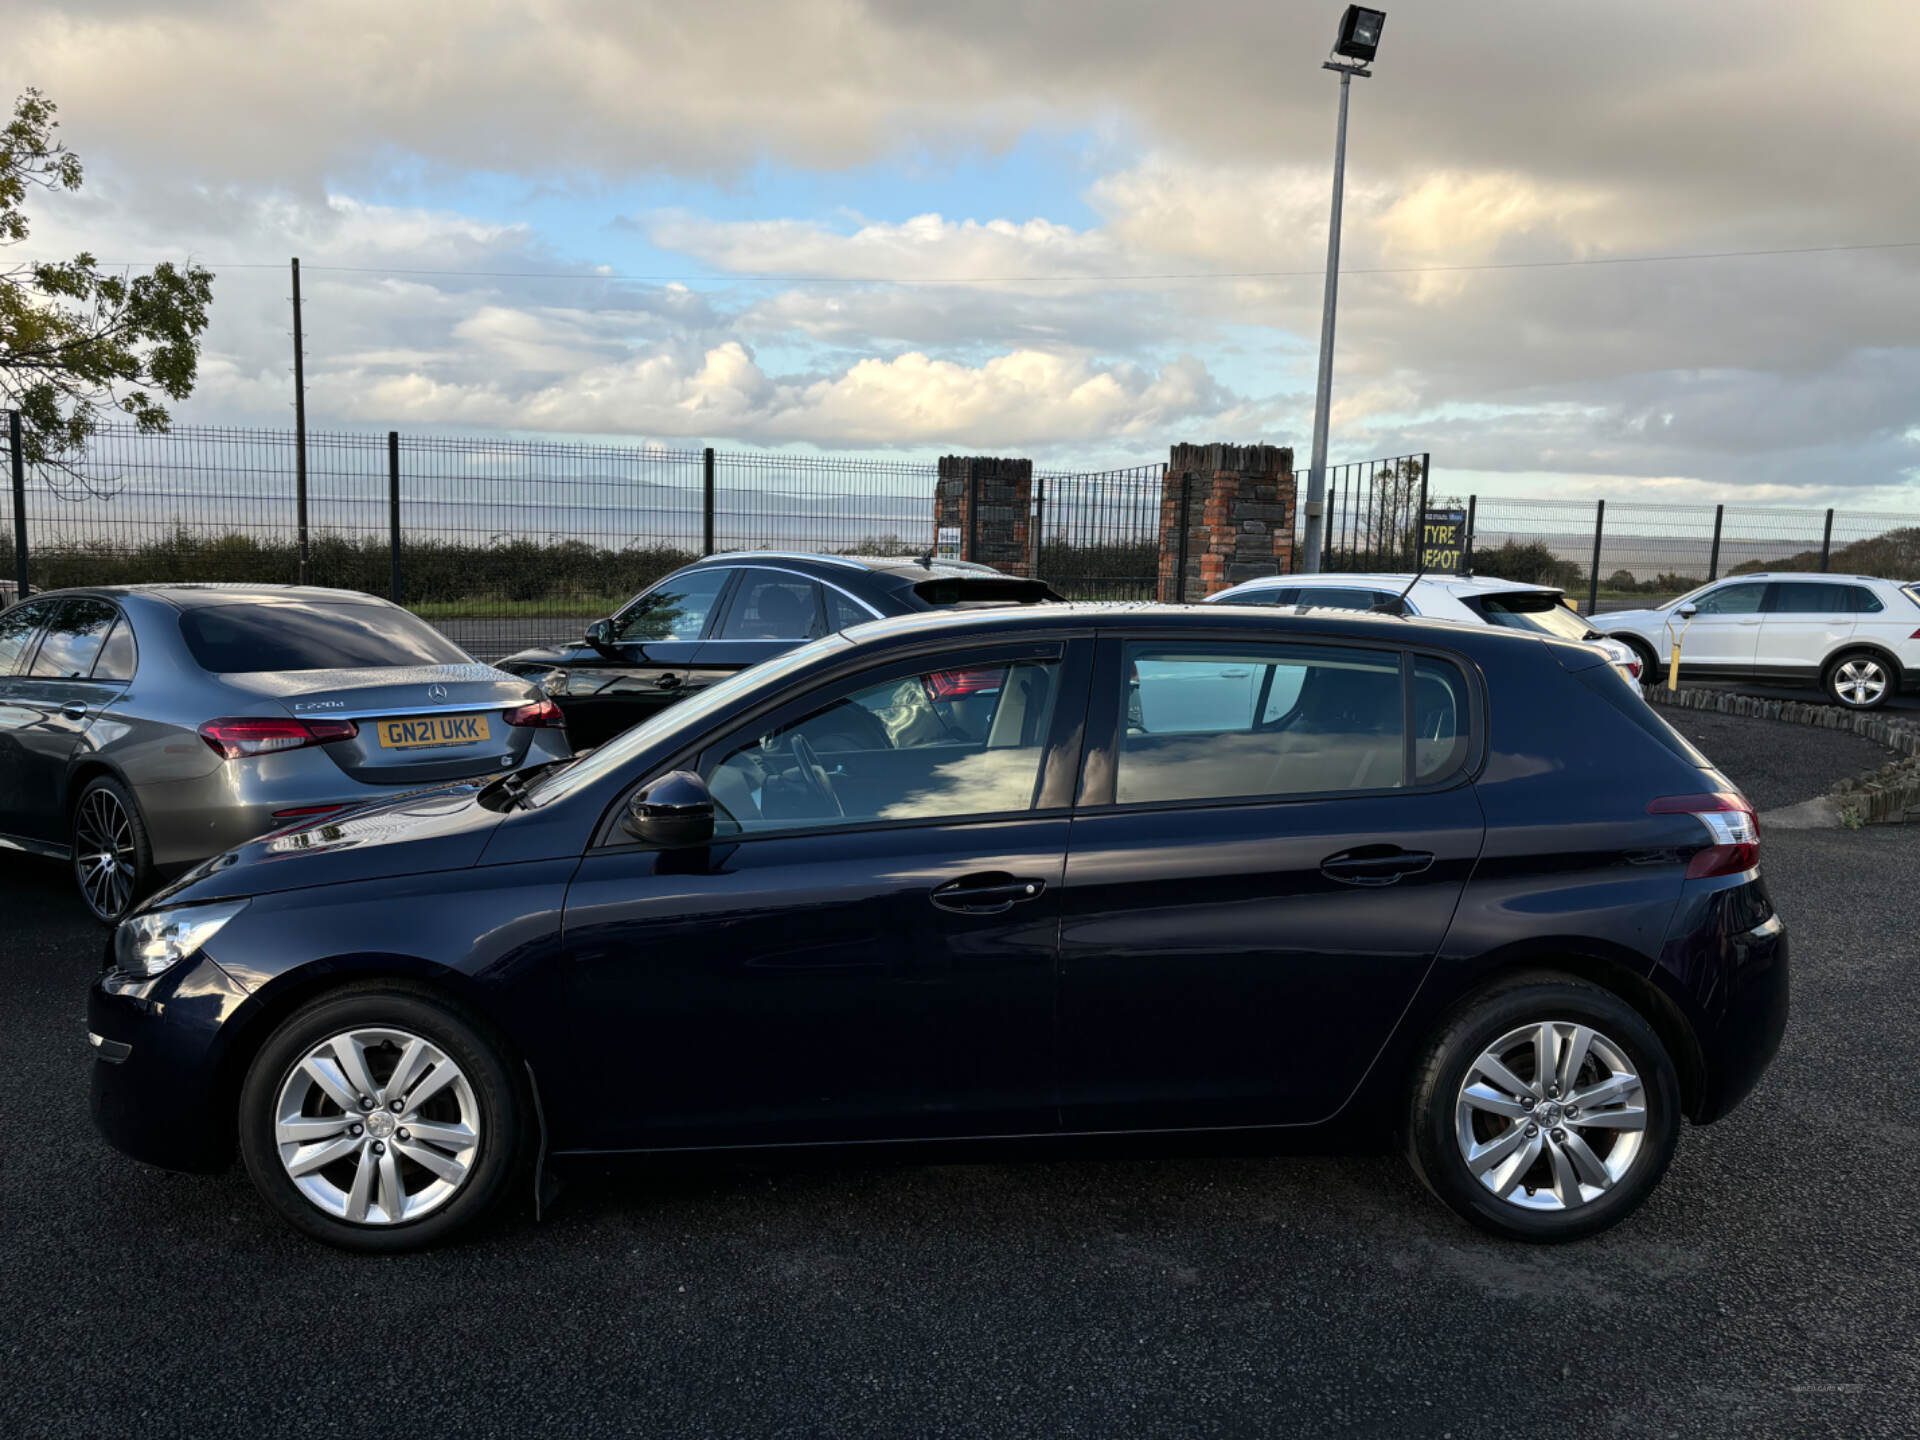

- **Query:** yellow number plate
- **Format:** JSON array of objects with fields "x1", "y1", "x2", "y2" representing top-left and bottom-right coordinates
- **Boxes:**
[{"x1": 376, "y1": 713, "x2": 492, "y2": 750}]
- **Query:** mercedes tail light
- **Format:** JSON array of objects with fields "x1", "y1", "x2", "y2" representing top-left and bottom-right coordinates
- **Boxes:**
[
  {"x1": 504, "y1": 699, "x2": 566, "y2": 728},
  {"x1": 925, "y1": 666, "x2": 1007, "y2": 701},
  {"x1": 1648, "y1": 792, "x2": 1759, "y2": 878},
  {"x1": 198, "y1": 717, "x2": 358, "y2": 759}
]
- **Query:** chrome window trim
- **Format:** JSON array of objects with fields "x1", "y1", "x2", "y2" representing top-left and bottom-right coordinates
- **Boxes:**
[
  {"x1": 716, "y1": 564, "x2": 886, "y2": 624},
  {"x1": 690, "y1": 550, "x2": 868, "y2": 572}
]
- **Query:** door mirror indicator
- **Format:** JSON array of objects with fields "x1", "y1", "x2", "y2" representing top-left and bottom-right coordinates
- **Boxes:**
[
  {"x1": 622, "y1": 770, "x2": 716, "y2": 848},
  {"x1": 584, "y1": 618, "x2": 615, "y2": 650}
]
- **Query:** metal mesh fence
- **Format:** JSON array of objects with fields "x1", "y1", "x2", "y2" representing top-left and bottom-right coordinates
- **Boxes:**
[
  {"x1": 1298, "y1": 454, "x2": 1431, "y2": 572},
  {"x1": 1034, "y1": 464, "x2": 1164, "y2": 600}
]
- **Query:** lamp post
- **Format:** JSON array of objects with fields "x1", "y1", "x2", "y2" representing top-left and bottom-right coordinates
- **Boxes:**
[{"x1": 1300, "y1": 5, "x2": 1386, "y2": 575}]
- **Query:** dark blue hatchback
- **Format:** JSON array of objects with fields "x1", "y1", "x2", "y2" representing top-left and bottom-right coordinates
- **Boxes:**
[{"x1": 89, "y1": 604, "x2": 1788, "y2": 1250}]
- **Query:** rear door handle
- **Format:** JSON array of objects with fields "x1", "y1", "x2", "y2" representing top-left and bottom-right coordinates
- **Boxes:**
[
  {"x1": 61, "y1": 702, "x2": 89, "y2": 720},
  {"x1": 930, "y1": 872, "x2": 1048, "y2": 915},
  {"x1": 654, "y1": 673, "x2": 683, "y2": 690},
  {"x1": 1320, "y1": 846, "x2": 1435, "y2": 887}
]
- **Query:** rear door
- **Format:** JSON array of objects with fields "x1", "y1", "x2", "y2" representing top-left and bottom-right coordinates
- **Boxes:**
[
  {"x1": 1757, "y1": 580, "x2": 1858, "y2": 680},
  {"x1": 1674, "y1": 580, "x2": 1768, "y2": 674},
  {"x1": 0, "y1": 600, "x2": 58, "y2": 839},
  {"x1": 557, "y1": 567, "x2": 735, "y2": 747},
  {"x1": 1056, "y1": 634, "x2": 1485, "y2": 1130},
  {"x1": 9, "y1": 598, "x2": 125, "y2": 840},
  {"x1": 686, "y1": 566, "x2": 834, "y2": 697}
]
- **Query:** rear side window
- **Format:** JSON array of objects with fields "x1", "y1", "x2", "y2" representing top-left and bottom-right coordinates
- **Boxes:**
[
  {"x1": 1118, "y1": 643, "x2": 1405, "y2": 805},
  {"x1": 1294, "y1": 587, "x2": 1396, "y2": 613},
  {"x1": 1768, "y1": 582, "x2": 1857, "y2": 615},
  {"x1": 30, "y1": 598, "x2": 118, "y2": 678},
  {"x1": 0, "y1": 601, "x2": 51, "y2": 676},
  {"x1": 719, "y1": 571, "x2": 825, "y2": 641},
  {"x1": 1848, "y1": 586, "x2": 1883, "y2": 614},
  {"x1": 91, "y1": 618, "x2": 138, "y2": 681},
  {"x1": 180, "y1": 602, "x2": 470, "y2": 673},
  {"x1": 1413, "y1": 658, "x2": 1470, "y2": 781},
  {"x1": 825, "y1": 588, "x2": 873, "y2": 630}
]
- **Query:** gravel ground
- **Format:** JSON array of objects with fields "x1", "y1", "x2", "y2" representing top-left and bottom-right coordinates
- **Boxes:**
[
  {"x1": 1662, "y1": 708, "x2": 1899, "y2": 812},
  {"x1": 4, "y1": 770, "x2": 1919, "y2": 1435}
]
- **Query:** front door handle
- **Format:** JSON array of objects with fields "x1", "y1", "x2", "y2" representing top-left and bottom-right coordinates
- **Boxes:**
[
  {"x1": 1320, "y1": 846, "x2": 1435, "y2": 887},
  {"x1": 61, "y1": 702, "x2": 89, "y2": 720},
  {"x1": 930, "y1": 872, "x2": 1048, "y2": 915},
  {"x1": 654, "y1": 673, "x2": 683, "y2": 690}
]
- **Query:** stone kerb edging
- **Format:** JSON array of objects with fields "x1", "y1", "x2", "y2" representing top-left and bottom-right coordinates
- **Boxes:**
[{"x1": 1641, "y1": 685, "x2": 1920, "y2": 823}]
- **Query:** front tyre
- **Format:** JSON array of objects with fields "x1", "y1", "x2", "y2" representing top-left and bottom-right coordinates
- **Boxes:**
[
  {"x1": 1405, "y1": 979, "x2": 1681, "y2": 1242},
  {"x1": 1825, "y1": 650, "x2": 1895, "y2": 710},
  {"x1": 238, "y1": 988, "x2": 525, "y2": 1251}
]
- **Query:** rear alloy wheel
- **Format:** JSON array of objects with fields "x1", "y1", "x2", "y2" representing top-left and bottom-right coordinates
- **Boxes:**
[
  {"x1": 239, "y1": 989, "x2": 524, "y2": 1251},
  {"x1": 71, "y1": 776, "x2": 153, "y2": 925},
  {"x1": 1826, "y1": 651, "x2": 1893, "y2": 710},
  {"x1": 1406, "y1": 980, "x2": 1681, "y2": 1241}
]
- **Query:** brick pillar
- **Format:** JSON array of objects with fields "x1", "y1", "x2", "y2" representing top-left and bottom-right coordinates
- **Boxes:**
[
  {"x1": 934, "y1": 456, "x2": 1034, "y2": 576},
  {"x1": 1157, "y1": 443, "x2": 1294, "y2": 602}
]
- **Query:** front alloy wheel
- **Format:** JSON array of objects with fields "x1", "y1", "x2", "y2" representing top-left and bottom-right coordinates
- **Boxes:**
[
  {"x1": 240, "y1": 989, "x2": 523, "y2": 1250},
  {"x1": 274, "y1": 1028, "x2": 482, "y2": 1225}
]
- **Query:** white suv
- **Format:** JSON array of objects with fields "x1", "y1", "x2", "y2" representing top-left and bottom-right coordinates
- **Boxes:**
[
  {"x1": 1204, "y1": 572, "x2": 1644, "y2": 683},
  {"x1": 1589, "y1": 573, "x2": 1920, "y2": 710}
]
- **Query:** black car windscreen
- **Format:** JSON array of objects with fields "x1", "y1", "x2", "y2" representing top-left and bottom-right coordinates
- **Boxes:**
[{"x1": 180, "y1": 603, "x2": 472, "y2": 673}]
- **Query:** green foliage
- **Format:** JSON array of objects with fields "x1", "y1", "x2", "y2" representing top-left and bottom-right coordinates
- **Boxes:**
[
  {"x1": 1731, "y1": 526, "x2": 1920, "y2": 579},
  {"x1": 1470, "y1": 538, "x2": 1586, "y2": 590},
  {"x1": 2, "y1": 89, "x2": 216, "y2": 485}
]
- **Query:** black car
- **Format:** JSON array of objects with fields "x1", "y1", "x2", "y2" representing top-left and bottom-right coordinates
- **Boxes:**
[
  {"x1": 90, "y1": 603, "x2": 1788, "y2": 1251},
  {"x1": 495, "y1": 552, "x2": 1060, "y2": 747}
]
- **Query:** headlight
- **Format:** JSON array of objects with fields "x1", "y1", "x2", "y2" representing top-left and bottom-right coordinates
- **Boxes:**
[{"x1": 113, "y1": 900, "x2": 250, "y2": 979}]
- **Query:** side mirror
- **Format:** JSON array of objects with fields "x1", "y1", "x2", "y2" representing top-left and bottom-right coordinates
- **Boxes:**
[
  {"x1": 584, "y1": 618, "x2": 615, "y2": 650},
  {"x1": 1677, "y1": 604, "x2": 1697, "y2": 619},
  {"x1": 621, "y1": 770, "x2": 715, "y2": 848}
]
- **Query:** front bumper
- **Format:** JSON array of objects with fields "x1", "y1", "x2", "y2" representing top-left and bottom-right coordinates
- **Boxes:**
[{"x1": 88, "y1": 952, "x2": 258, "y2": 1173}]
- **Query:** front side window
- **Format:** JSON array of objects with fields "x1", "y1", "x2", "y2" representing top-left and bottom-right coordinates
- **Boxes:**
[
  {"x1": 718, "y1": 570, "x2": 826, "y2": 641},
  {"x1": 0, "y1": 600, "x2": 52, "y2": 676},
  {"x1": 180, "y1": 602, "x2": 470, "y2": 673},
  {"x1": 1691, "y1": 583, "x2": 1767, "y2": 616},
  {"x1": 30, "y1": 598, "x2": 119, "y2": 678},
  {"x1": 701, "y1": 657, "x2": 1061, "y2": 834},
  {"x1": 1118, "y1": 643, "x2": 1405, "y2": 805},
  {"x1": 612, "y1": 568, "x2": 730, "y2": 643}
]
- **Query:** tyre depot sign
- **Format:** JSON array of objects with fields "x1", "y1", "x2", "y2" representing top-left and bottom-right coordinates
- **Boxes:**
[{"x1": 1420, "y1": 507, "x2": 1468, "y2": 576}]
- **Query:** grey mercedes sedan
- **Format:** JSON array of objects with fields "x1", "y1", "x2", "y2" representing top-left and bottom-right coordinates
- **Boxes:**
[{"x1": 0, "y1": 585, "x2": 571, "y2": 922}]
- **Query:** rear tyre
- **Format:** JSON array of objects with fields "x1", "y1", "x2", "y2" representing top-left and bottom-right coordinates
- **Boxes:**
[
  {"x1": 1825, "y1": 650, "x2": 1894, "y2": 710},
  {"x1": 1405, "y1": 978, "x2": 1681, "y2": 1242},
  {"x1": 238, "y1": 988, "x2": 524, "y2": 1252},
  {"x1": 71, "y1": 775, "x2": 154, "y2": 925}
]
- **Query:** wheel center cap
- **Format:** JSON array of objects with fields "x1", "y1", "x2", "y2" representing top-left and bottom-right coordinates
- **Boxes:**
[
  {"x1": 365, "y1": 1110, "x2": 396, "y2": 1140},
  {"x1": 1534, "y1": 1100, "x2": 1563, "y2": 1127}
]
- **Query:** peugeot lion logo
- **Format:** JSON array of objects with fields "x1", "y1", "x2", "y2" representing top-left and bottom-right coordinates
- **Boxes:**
[{"x1": 427, "y1": 684, "x2": 449, "y2": 702}]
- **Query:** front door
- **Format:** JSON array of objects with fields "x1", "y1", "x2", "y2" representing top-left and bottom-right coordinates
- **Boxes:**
[
  {"x1": 556, "y1": 567, "x2": 735, "y2": 747},
  {"x1": 1056, "y1": 637, "x2": 1485, "y2": 1131},
  {"x1": 556, "y1": 638, "x2": 1090, "y2": 1151},
  {"x1": 0, "y1": 599, "x2": 58, "y2": 841},
  {"x1": 1673, "y1": 580, "x2": 1768, "y2": 675}
]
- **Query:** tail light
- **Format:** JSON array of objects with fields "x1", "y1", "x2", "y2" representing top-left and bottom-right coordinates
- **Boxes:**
[
  {"x1": 1648, "y1": 792, "x2": 1759, "y2": 878},
  {"x1": 925, "y1": 667, "x2": 1007, "y2": 701},
  {"x1": 504, "y1": 698, "x2": 566, "y2": 728},
  {"x1": 198, "y1": 717, "x2": 358, "y2": 759},
  {"x1": 1624, "y1": 657, "x2": 1643, "y2": 680}
]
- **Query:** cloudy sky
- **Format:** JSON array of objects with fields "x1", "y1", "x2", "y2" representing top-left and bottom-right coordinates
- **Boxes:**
[{"x1": 13, "y1": 0, "x2": 1920, "y2": 505}]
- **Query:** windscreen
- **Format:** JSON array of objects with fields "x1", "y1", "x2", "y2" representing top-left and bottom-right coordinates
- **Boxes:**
[
  {"x1": 1478, "y1": 592, "x2": 1595, "y2": 642},
  {"x1": 180, "y1": 602, "x2": 472, "y2": 673}
]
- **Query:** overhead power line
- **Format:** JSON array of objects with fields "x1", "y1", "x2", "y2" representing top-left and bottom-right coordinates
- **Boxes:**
[{"x1": 17, "y1": 238, "x2": 1920, "y2": 286}]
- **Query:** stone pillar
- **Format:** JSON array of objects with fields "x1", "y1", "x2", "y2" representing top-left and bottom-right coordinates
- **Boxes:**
[
  {"x1": 1157, "y1": 443, "x2": 1294, "y2": 602},
  {"x1": 935, "y1": 456, "x2": 1034, "y2": 576}
]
